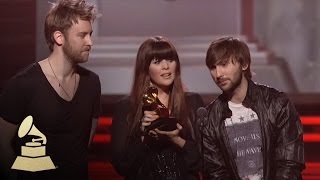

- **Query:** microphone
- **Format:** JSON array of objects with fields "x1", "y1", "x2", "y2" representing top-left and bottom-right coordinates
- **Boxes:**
[
  {"x1": 197, "y1": 107, "x2": 208, "y2": 178},
  {"x1": 197, "y1": 107, "x2": 208, "y2": 129}
]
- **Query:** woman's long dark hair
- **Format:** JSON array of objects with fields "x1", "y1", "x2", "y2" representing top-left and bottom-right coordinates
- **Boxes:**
[{"x1": 128, "y1": 36, "x2": 189, "y2": 138}]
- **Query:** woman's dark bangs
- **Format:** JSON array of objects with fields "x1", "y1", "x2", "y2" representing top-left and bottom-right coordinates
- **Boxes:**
[{"x1": 150, "y1": 42, "x2": 178, "y2": 61}]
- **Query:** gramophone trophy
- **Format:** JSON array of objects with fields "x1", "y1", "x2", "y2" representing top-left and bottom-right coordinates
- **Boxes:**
[
  {"x1": 11, "y1": 116, "x2": 56, "y2": 172},
  {"x1": 142, "y1": 85, "x2": 177, "y2": 134}
]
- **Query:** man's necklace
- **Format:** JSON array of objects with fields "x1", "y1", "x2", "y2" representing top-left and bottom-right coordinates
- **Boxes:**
[{"x1": 48, "y1": 59, "x2": 76, "y2": 100}]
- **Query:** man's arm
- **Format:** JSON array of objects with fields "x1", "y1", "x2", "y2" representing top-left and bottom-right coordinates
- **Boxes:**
[
  {"x1": 88, "y1": 118, "x2": 99, "y2": 147},
  {"x1": 275, "y1": 95, "x2": 305, "y2": 180},
  {"x1": 0, "y1": 117, "x2": 18, "y2": 180}
]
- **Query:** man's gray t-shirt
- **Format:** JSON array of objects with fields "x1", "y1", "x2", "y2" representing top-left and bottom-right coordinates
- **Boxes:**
[{"x1": 225, "y1": 101, "x2": 263, "y2": 180}]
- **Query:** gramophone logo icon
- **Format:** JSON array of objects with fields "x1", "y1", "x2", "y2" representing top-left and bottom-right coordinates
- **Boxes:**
[{"x1": 11, "y1": 115, "x2": 56, "y2": 172}]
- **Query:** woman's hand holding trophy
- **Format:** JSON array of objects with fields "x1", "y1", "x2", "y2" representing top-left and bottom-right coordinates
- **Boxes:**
[{"x1": 141, "y1": 86, "x2": 185, "y2": 147}]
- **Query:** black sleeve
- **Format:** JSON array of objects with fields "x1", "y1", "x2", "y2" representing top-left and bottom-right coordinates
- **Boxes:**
[
  {"x1": 0, "y1": 76, "x2": 29, "y2": 125},
  {"x1": 274, "y1": 93, "x2": 305, "y2": 179},
  {"x1": 110, "y1": 98, "x2": 148, "y2": 176},
  {"x1": 187, "y1": 93, "x2": 204, "y2": 113},
  {"x1": 182, "y1": 93, "x2": 204, "y2": 176},
  {"x1": 92, "y1": 75, "x2": 101, "y2": 119},
  {"x1": 186, "y1": 93, "x2": 205, "y2": 141}
]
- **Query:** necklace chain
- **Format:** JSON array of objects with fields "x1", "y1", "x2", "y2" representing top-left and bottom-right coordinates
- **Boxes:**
[{"x1": 48, "y1": 58, "x2": 76, "y2": 100}]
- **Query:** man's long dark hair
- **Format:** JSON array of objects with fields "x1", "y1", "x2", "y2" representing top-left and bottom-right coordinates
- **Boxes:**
[{"x1": 205, "y1": 36, "x2": 252, "y2": 80}]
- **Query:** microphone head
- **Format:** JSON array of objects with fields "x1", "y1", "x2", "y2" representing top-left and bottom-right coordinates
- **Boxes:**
[{"x1": 197, "y1": 107, "x2": 207, "y2": 119}]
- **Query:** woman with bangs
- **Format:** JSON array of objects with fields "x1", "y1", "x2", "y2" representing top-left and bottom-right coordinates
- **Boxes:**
[{"x1": 111, "y1": 36, "x2": 203, "y2": 180}]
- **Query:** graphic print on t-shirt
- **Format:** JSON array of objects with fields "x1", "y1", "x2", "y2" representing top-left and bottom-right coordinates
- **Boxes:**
[
  {"x1": 225, "y1": 102, "x2": 263, "y2": 180},
  {"x1": 11, "y1": 116, "x2": 56, "y2": 172}
]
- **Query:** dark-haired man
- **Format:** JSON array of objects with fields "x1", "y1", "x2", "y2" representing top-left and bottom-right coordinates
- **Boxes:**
[{"x1": 202, "y1": 37, "x2": 305, "y2": 180}]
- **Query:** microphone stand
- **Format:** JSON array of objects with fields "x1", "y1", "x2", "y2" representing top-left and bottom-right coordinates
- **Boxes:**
[{"x1": 200, "y1": 120, "x2": 204, "y2": 179}]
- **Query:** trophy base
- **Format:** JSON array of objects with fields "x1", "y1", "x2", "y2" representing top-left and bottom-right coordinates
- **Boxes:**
[
  {"x1": 11, "y1": 156, "x2": 56, "y2": 172},
  {"x1": 144, "y1": 117, "x2": 177, "y2": 134}
]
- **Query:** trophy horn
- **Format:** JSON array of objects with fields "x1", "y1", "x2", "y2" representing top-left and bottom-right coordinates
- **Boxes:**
[{"x1": 18, "y1": 116, "x2": 47, "y2": 144}]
